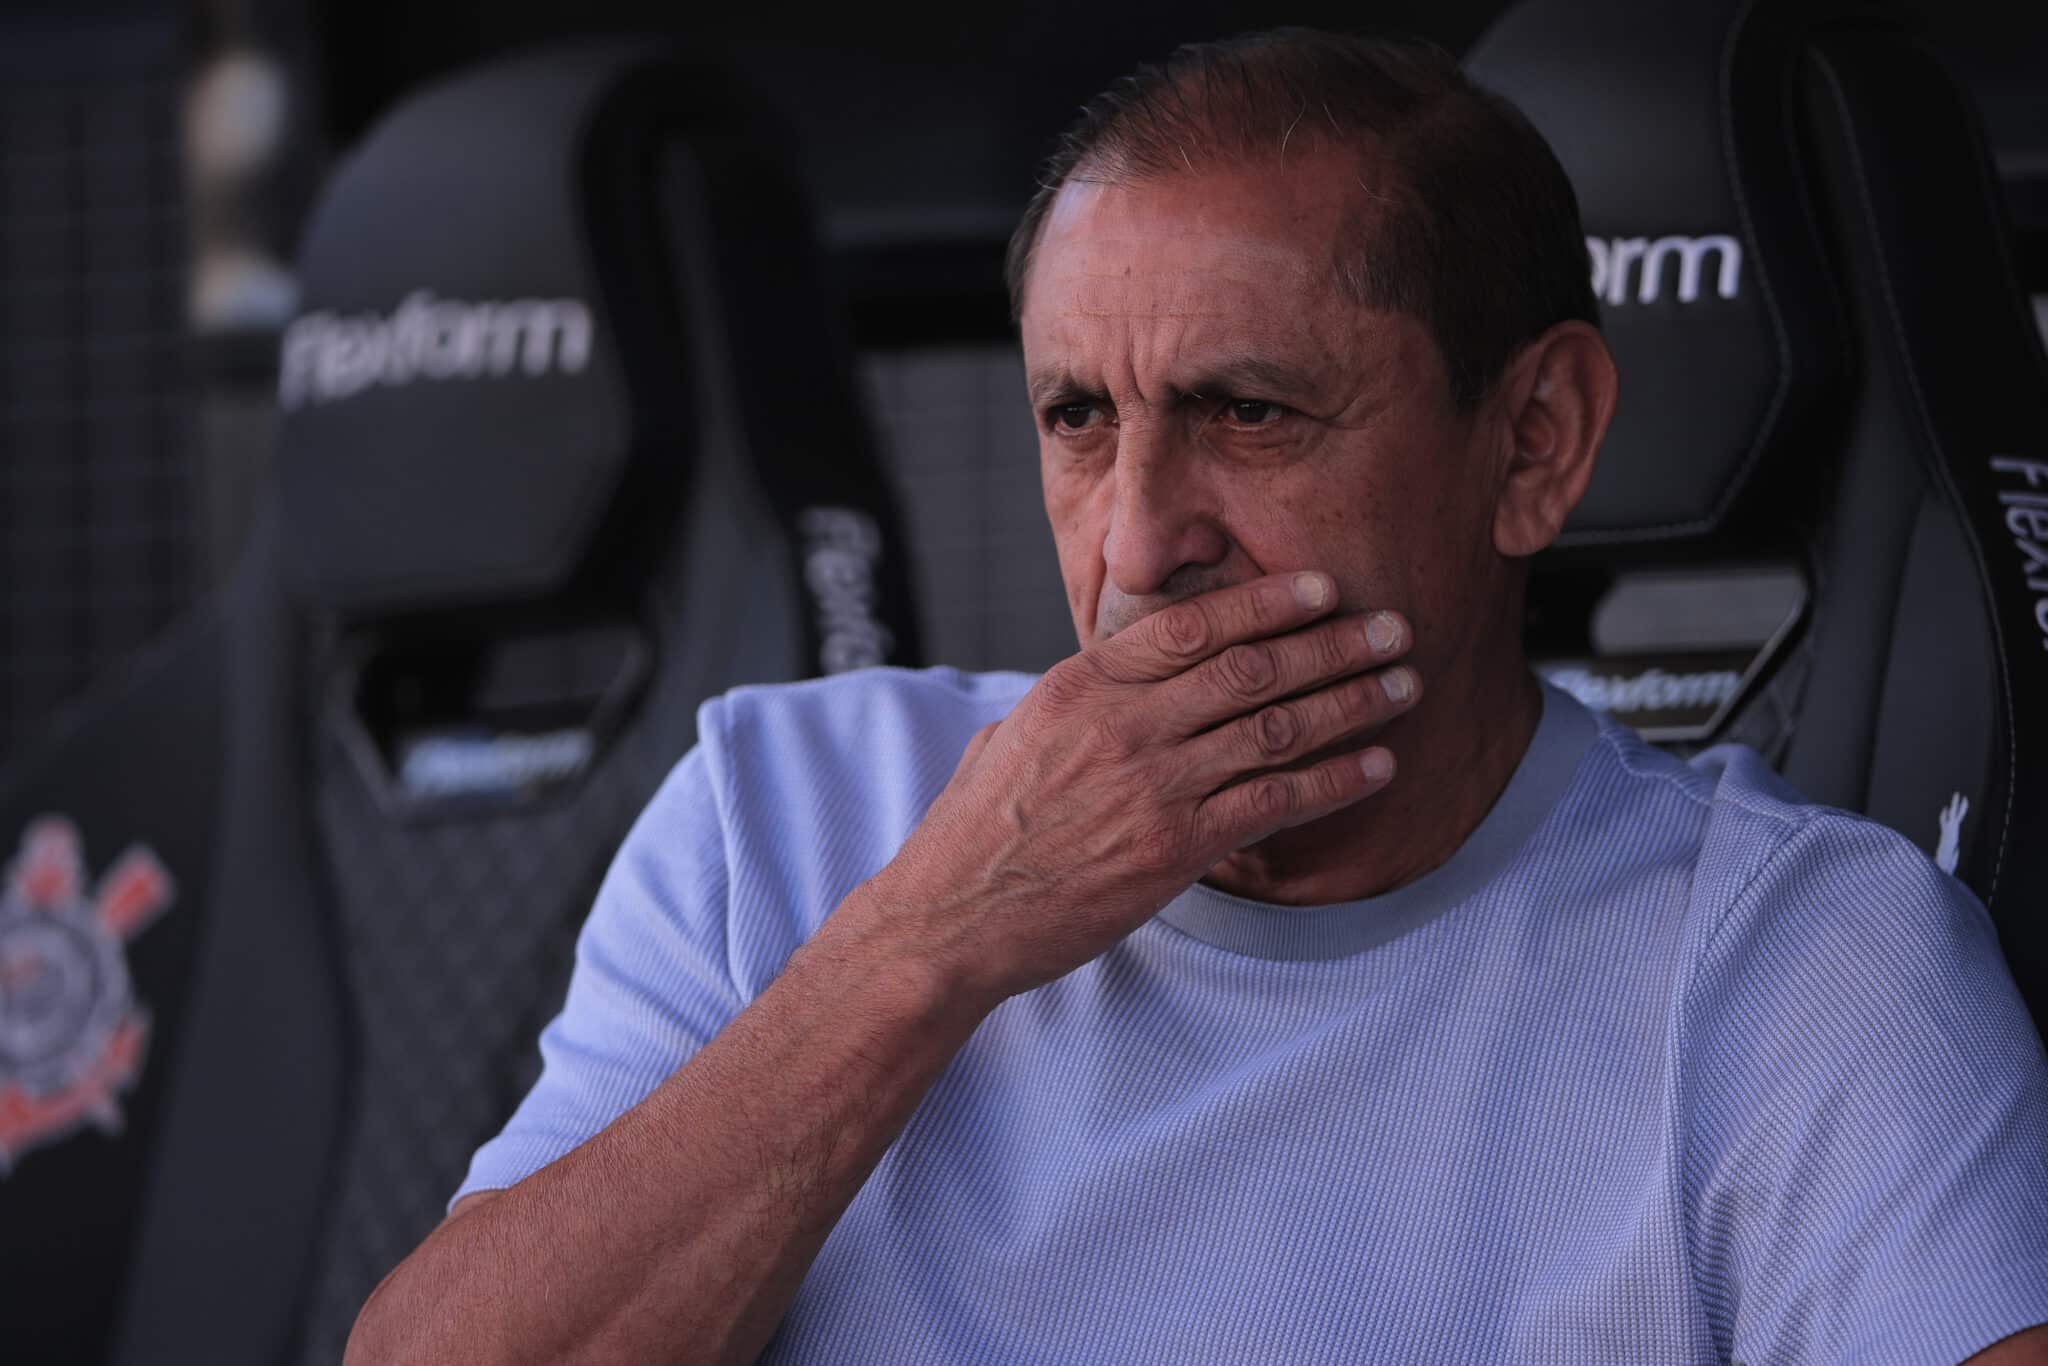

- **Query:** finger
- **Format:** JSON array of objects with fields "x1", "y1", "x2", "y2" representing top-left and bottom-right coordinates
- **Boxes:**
[
  {"x1": 1161, "y1": 607, "x2": 1410, "y2": 735},
  {"x1": 1198, "y1": 745, "x2": 1397, "y2": 851},
  {"x1": 1184, "y1": 663, "x2": 1419, "y2": 791},
  {"x1": 1095, "y1": 571, "x2": 1339, "y2": 684}
]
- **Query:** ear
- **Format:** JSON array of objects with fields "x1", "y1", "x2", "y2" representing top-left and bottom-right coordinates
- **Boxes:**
[{"x1": 1488, "y1": 321, "x2": 1618, "y2": 558}]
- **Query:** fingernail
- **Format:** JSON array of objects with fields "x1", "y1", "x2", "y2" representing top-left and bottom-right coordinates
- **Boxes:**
[
  {"x1": 1366, "y1": 611, "x2": 1402, "y2": 654},
  {"x1": 1382, "y1": 666, "x2": 1414, "y2": 703},
  {"x1": 1293, "y1": 572, "x2": 1331, "y2": 610},
  {"x1": 1360, "y1": 749, "x2": 1394, "y2": 782}
]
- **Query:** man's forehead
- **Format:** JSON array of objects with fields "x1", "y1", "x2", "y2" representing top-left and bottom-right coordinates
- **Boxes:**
[
  {"x1": 1022, "y1": 254, "x2": 1346, "y2": 387},
  {"x1": 1015, "y1": 152, "x2": 1438, "y2": 405},
  {"x1": 1030, "y1": 170, "x2": 1355, "y2": 312},
  {"x1": 1027, "y1": 206, "x2": 1349, "y2": 385}
]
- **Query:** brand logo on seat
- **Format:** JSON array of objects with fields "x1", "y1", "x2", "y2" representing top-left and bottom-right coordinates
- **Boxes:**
[
  {"x1": 1934, "y1": 792, "x2": 1969, "y2": 875},
  {"x1": 1990, "y1": 456, "x2": 2048, "y2": 657},
  {"x1": 1586, "y1": 235, "x2": 1743, "y2": 306},
  {"x1": 0, "y1": 817, "x2": 173, "y2": 1173},
  {"x1": 800, "y1": 507, "x2": 895, "y2": 674},
  {"x1": 1544, "y1": 664, "x2": 1743, "y2": 717},
  {"x1": 279, "y1": 290, "x2": 593, "y2": 410}
]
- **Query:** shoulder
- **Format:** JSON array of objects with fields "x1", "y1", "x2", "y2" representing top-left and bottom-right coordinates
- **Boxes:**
[
  {"x1": 1595, "y1": 720, "x2": 2042, "y2": 1134},
  {"x1": 1567, "y1": 707, "x2": 1953, "y2": 928},
  {"x1": 696, "y1": 666, "x2": 1038, "y2": 928},
  {"x1": 1669, "y1": 733, "x2": 1995, "y2": 967},
  {"x1": 605, "y1": 667, "x2": 1041, "y2": 994},
  {"x1": 1678, "y1": 780, "x2": 2016, "y2": 1050},
  {"x1": 628, "y1": 666, "x2": 1037, "y2": 852},
  {"x1": 706, "y1": 664, "x2": 1038, "y2": 741},
  {"x1": 697, "y1": 664, "x2": 1037, "y2": 791},
  {"x1": 1545, "y1": 704, "x2": 2017, "y2": 1022},
  {"x1": 1530, "y1": 704, "x2": 1788, "y2": 918},
  {"x1": 1635, "y1": 747, "x2": 2048, "y2": 1360}
]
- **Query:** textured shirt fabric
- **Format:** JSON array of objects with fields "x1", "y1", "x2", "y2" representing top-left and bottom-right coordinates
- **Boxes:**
[{"x1": 455, "y1": 666, "x2": 2048, "y2": 1365}]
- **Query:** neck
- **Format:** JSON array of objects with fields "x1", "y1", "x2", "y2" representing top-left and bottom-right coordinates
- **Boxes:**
[{"x1": 1201, "y1": 648, "x2": 1544, "y2": 907}]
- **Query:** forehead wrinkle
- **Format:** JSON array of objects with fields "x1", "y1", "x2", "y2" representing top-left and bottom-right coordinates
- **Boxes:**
[
  {"x1": 1061, "y1": 305, "x2": 1234, "y2": 321},
  {"x1": 1033, "y1": 302, "x2": 1344, "y2": 412},
  {"x1": 1175, "y1": 352, "x2": 1330, "y2": 404}
]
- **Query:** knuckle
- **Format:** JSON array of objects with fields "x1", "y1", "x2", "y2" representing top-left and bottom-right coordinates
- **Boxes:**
[
  {"x1": 1036, "y1": 656, "x2": 1095, "y2": 710},
  {"x1": 1081, "y1": 713, "x2": 1136, "y2": 763},
  {"x1": 1336, "y1": 676, "x2": 1377, "y2": 724},
  {"x1": 1034, "y1": 664, "x2": 1077, "y2": 710},
  {"x1": 1315, "y1": 620, "x2": 1356, "y2": 675},
  {"x1": 1217, "y1": 641, "x2": 1276, "y2": 700},
  {"x1": 1154, "y1": 602, "x2": 1214, "y2": 660},
  {"x1": 1248, "y1": 775, "x2": 1295, "y2": 824},
  {"x1": 1252, "y1": 702, "x2": 1298, "y2": 758}
]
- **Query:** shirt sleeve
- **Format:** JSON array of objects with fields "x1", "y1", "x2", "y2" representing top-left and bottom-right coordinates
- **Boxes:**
[
  {"x1": 1678, "y1": 810, "x2": 2048, "y2": 1365},
  {"x1": 450, "y1": 725, "x2": 744, "y2": 1207}
]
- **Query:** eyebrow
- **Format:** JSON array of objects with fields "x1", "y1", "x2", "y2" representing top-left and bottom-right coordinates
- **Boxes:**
[
  {"x1": 1178, "y1": 355, "x2": 1325, "y2": 405},
  {"x1": 1026, "y1": 366, "x2": 1093, "y2": 408},
  {"x1": 1026, "y1": 354, "x2": 1327, "y2": 409}
]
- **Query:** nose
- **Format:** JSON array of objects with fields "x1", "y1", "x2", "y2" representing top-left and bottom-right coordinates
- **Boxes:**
[{"x1": 1102, "y1": 426, "x2": 1230, "y2": 597}]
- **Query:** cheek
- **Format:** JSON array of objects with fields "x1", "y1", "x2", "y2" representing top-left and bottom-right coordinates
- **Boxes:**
[
  {"x1": 1041, "y1": 449, "x2": 1106, "y2": 548},
  {"x1": 1313, "y1": 450, "x2": 1494, "y2": 648},
  {"x1": 1228, "y1": 461, "x2": 1418, "y2": 611},
  {"x1": 1041, "y1": 449, "x2": 1113, "y2": 629},
  {"x1": 1236, "y1": 463, "x2": 1385, "y2": 560}
]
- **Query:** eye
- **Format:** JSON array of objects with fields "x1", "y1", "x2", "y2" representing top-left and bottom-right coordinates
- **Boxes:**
[
  {"x1": 1225, "y1": 399, "x2": 1284, "y2": 426},
  {"x1": 1050, "y1": 402, "x2": 1105, "y2": 432}
]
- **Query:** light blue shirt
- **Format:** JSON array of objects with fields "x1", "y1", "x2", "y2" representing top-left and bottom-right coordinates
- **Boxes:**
[{"x1": 457, "y1": 666, "x2": 2048, "y2": 1364}]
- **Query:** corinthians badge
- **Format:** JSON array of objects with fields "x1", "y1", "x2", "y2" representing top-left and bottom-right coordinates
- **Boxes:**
[{"x1": 0, "y1": 816, "x2": 174, "y2": 1173}]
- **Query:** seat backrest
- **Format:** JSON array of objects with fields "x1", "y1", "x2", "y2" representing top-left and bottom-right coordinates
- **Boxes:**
[
  {"x1": 0, "y1": 598, "x2": 239, "y2": 1365},
  {"x1": 0, "y1": 42, "x2": 924, "y2": 1365},
  {"x1": 1467, "y1": 0, "x2": 2048, "y2": 1029}
]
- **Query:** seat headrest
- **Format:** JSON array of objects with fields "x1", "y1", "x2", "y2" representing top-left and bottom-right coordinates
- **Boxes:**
[
  {"x1": 275, "y1": 45, "x2": 742, "y2": 616},
  {"x1": 1467, "y1": 0, "x2": 1863, "y2": 543}
]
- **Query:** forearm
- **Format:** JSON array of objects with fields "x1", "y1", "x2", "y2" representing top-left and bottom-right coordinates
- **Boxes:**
[{"x1": 344, "y1": 892, "x2": 992, "y2": 1366}]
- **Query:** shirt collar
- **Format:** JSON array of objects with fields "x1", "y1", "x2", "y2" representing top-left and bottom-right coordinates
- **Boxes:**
[{"x1": 1154, "y1": 678, "x2": 1599, "y2": 961}]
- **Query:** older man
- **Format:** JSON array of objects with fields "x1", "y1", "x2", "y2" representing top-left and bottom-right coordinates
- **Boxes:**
[{"x1": 349, "y1": 30, "x2": 2048, "y2": 1366}]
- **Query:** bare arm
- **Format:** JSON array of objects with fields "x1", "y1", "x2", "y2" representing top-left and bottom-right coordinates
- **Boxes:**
[
  {"x1": 345, "y1": 571, "x2": 1417, "y2": 1366},
  {"x1": 1966, "y1": 1324, "x2": 2048, "y2": 1365},
  {"x1": 344, "y1": 893, "x2": 992, "y2": 1366}
]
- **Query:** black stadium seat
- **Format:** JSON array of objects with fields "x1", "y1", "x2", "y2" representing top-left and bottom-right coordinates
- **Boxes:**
[
  {"x1": 1471, "y1": 0, "x2": 2048, "y2": 1031},
  {"x1": 0, "y1": 44, "x2": 921, "y2": 1365}
]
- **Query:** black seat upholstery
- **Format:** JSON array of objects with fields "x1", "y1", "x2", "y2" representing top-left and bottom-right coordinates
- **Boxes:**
[
  {"x1": 1469, "y1": 0, "x2": 2048, "y2": 1029},
  {"x1": 0, "y1": 43, "x2": 922, "y2": 1364}
]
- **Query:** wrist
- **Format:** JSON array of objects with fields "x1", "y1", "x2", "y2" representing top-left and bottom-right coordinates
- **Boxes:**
[{"x1": 797, "y1": 875, "x2": 1007, "y2": 1037}]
